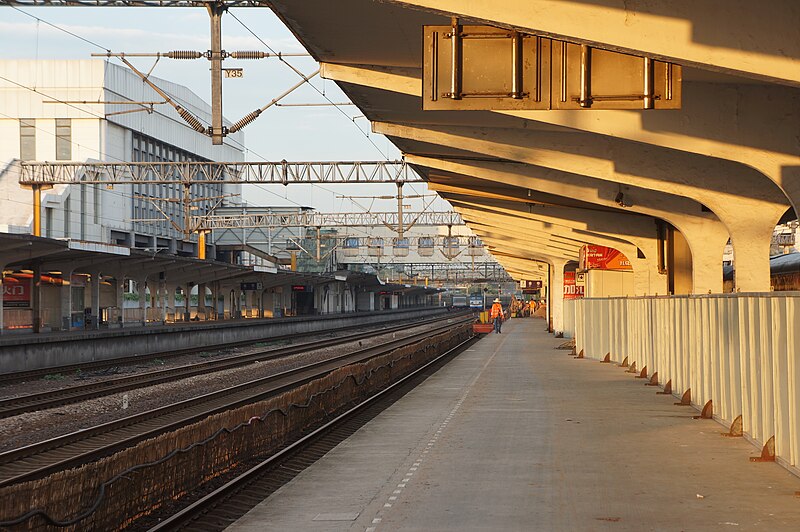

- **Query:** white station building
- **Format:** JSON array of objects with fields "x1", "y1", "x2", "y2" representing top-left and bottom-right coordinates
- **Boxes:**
[{"x1": 0, "y1": 59, "x2": 244, "y2": 255}]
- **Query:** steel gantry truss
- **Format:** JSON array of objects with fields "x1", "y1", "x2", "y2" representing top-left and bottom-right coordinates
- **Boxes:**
[
  {"x1": 18, "y1": 160, "x2": 422, "y2": 185},
  {"x1": 193, "y1": 211, "x2": 465, "y2": 231}
]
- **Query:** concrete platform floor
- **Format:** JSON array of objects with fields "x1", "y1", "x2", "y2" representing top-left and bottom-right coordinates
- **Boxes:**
[{"x1": 227, "y1": 319, "x2": 800, "y2": 531}]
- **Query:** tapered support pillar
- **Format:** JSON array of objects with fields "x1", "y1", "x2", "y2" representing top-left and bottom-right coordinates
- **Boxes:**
[
  {"x1": 726, "y1": 216, "x2": 784, "y2": 292},
  {"x1": 551, "y1": 258, "x2": 568, "y2": 336}
]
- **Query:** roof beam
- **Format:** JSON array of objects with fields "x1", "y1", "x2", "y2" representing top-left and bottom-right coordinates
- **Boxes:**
[{"x1": 377, "y1": 0, "x2": 800, "y2": 87}]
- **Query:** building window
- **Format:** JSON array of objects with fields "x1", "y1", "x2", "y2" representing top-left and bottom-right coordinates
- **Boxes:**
[
  {"x1": 80, "y1": 185, "x2": 86, "y2": 240},
  {"x1": 64, "y1": 196, "x2": 71, "y2": 237},
  {"x1": 20, "y1": 119, "x2": 36, "y2": 160},
  {"x1": 56, "y1": 119, "x2": 72, "y2": 160},
  {"x1": 45, "y1": 207, "x2": 53, "y2": 238},
  {"x1": 93, "y1": 185, "x2": 100, "y2": 224}
]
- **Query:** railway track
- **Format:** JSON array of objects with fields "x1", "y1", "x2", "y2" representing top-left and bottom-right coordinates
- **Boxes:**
[
  {"x1": 0, "y1": 314, "x2": 472, "y2": 489},
  {"x1": 146, "y1": 333, "x2": 479, "y2": 531},
  {"x1": 0, "y1": 312, "x2": 469, "y2": 419},
  {"x1": 0, "y1": 309, "x2": 450, "y2": 386}
]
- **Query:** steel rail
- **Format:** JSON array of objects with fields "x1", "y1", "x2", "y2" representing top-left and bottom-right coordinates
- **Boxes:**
[
  {"x1": 0, "y1": 312, "x2": 465, "y2": 418},
  {"x1": 0, "y1": 314, "x2": 472, "y2": 488},
  {"x1": 148, "y1": 334, "x2": 478, "y2": 531},
  {"x1": 0, "y1": 308, "x2": 449, "y2": 385}
]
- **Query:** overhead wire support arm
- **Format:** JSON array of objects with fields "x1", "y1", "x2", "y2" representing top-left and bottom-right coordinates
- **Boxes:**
[
  {"x1": 116, "y1": 55, "x2": 209, "y2": 134},
  {"x1": 228, "y1": 69, "x2": 320, "y2": 133}
]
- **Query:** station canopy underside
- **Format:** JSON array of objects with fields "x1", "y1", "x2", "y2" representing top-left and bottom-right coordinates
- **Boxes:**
[{"x1": 257, "y1": 0, "x2": 800, "y2": 293}]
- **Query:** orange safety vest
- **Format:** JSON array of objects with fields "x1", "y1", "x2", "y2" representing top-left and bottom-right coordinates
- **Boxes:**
[{"x1": 490, "y1": 303, "x2": 504, "y2": 319}]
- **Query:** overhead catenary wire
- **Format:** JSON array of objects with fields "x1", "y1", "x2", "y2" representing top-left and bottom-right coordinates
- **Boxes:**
[
  {"x1": 227, "y1": 11, "x2": 391, "y2": 161},
  {"x1": 1, "y1": 8, "x2": 426, "y2": 223}
]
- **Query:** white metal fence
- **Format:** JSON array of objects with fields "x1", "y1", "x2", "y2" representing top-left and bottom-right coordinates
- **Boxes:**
[
  {"x1": 572, "y1": 293, "x2": 800, "y2": 474},
  {"x1": 563, "y1": 299, "x2": 576, "y2": 338}
]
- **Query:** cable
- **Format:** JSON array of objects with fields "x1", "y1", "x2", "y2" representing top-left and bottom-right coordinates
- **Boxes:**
[
  {"x1": 9, "y1": 5, "x2": 110, "y2": 53},
  {"x1": 0, "y1": 75, "x2": 109, "y2": 122},
  {"x1": 0, "y1": 107, "x2": 203, "y2": 230},
  {"x1": 1, "y1": 9, "x2": 418, "y2": 235},
  {"x1": 228, "y1": 11, "x2": 391, "y2": 161},
  {"x1": 2, "y1": 8, "x2": 393, "y2": 214}
]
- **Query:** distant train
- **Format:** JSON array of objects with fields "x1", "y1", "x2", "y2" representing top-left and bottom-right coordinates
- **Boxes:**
[
  {"x1": 724, "y1": 252, "x2": 800, "y2": 292},
  {"x1": 451, "y1": 295, "x2": 468, "y2": 307}
]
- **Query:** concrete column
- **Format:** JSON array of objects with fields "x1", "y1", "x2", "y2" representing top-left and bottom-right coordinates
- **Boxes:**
[
  {"x1": 212, "y1": 282, "x2": 219, "y2": 319},
  {"x1": 159, "y1": 279, "x2": 167, "y2": 324},
  {"x1": 90, "y1": 270, "x2": 101, "y2": 330},
  {"x1": 197, "y1": 283, "x2": 207, "y2": 320},
  {"x1": 680, "y1": 228, "x2": 729, "y2": 295},
  {"x1": 32, "y1": 265, "x2": 41, "y2": 333},
  {"x1": 632, "y1": 258, "x2": 667, "y2": 297},
  {"x1": 551, "y1": 259, "x2": 567, "y2": 336},
  {"x1": 184, "y1": 283, "x2": 191, "y2": 322},
  {"x1": 726, "y1": 218, "x2": 782, "y2": 292},
  {"x1": 115, "y1": 275, "x2": 125, "y2": 328},
  {"x1": 137, "y1": 277, "x2": 147, "y2": 326},
  {"x1": 167, "y1": 284, "x2": 177, "y2": 322},
  {"x1": 60, "y1": 269, "x2": 73, "y2": 331}
]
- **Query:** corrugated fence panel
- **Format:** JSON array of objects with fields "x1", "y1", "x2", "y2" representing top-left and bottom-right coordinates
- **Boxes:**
[
  {"x1": 563, "y1": 299, "x2": 576, "y2": 339},
  {"x1": 573, "y1": 293, "x2": 800, "y2": 473}
]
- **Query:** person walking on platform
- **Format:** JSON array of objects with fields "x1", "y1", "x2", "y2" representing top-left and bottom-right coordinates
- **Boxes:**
[{"x1": 490, "y1": 298, "x2": 505, "y2": 334}]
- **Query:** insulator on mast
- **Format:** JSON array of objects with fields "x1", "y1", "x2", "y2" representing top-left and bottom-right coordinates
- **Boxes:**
[
  {"x1": 228, "y1": 109, "x2": 262, "y2": 133},
  {"x1": 229, "y1": 51, "x2": 267, "y2": 60},
  {"x1": 176, "y1": 107, "x2": 208, "y2": 134},
  {"x1": 167, "y1": 51, "x2": 203, "y2": 60}
]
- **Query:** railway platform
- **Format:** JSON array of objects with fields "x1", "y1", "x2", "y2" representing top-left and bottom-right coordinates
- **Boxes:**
[{"x1": 227, "y1": 318, "x2": 800, "y2": 531}]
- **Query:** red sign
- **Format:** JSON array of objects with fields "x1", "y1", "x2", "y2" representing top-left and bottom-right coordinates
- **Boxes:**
[
  {"x1": 3, "y1": 277, "x2": 31, "y2": 308},
  {"x1": 563, "y1": 272, "x2": 584, "y2": 300},
  {"x1": 291, "y1": 285, "x2": 307, "y2": 292},
  {"x1": 579, "y1": 245, "x2": 632, "y2": 271}
]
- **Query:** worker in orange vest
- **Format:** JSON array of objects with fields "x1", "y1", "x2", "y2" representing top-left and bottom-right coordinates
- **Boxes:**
[{"x1": 490, "y1": 298, "x2": 505, "y2": 334}]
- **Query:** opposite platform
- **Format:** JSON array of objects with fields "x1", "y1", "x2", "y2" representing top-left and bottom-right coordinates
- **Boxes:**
[{"x1": 228, "y1": 318, "x2": 800, "y2": 531}]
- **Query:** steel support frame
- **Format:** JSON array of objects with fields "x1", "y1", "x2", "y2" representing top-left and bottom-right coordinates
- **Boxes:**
[
  {"x1": 195, "y1": 211, "x2": 464, "y2": 230},
  {"x1": 18, "y1": 161, "x2": 420, "y2": 185}
]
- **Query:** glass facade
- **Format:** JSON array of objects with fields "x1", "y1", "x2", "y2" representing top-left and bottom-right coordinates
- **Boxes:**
[
  {"x1": 19, "y1": 119, "x2": 35, "y2": 160},
  {"x1": 131, "y1": 132, "x2": 223, "y2": 244},
  {"x1": 55, "y1": 118, "x2": 71, "y2": 160}
]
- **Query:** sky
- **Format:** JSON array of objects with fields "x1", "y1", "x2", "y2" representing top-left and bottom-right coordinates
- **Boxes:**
[{"x1": 0, "y1": 4, "x2": 453, "y2": 215}]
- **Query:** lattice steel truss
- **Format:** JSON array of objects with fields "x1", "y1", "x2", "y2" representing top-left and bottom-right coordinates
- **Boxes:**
[
  {"x1": 193, "y1": 211, "x2": 464, "y2": 231},
  {"x1": 18, "y1": 160, "x2": 422, "y2": 185}
]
